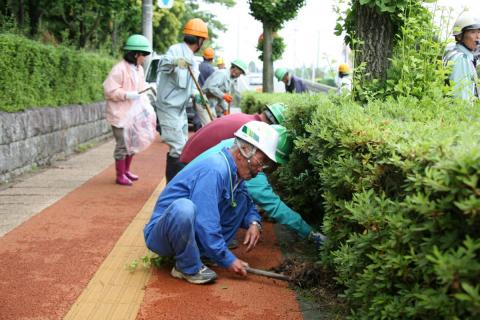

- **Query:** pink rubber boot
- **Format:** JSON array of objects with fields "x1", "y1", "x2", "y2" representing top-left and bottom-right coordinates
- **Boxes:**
[
  {"x1": 125, "y1": 155, "x2": 139, "y2": 181},
  {"x1": 115, "y1": 159, "x2": 132, "y2": 186}
]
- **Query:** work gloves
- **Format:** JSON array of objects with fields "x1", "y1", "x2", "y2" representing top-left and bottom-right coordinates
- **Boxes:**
[
  {"x1": 125, "y1": 91, "x2": 140, "y2": 100},
  {"x1": 194, "y1": 93, "x2": 204, "y2": 104},
  {"x1": 308, "y1": 231, "x2": 327, "y2": 249},
  {"x1": 175, "y1": 57, "x2": 193, "y2": 69},
  {"x1": 223, "y1": 93, "x2": 233, "y2": 103}
]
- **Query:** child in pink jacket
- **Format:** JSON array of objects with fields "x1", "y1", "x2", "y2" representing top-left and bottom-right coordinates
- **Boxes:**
[{"x1": 103, "y1": 34, "x2": 151, "y2": 186}]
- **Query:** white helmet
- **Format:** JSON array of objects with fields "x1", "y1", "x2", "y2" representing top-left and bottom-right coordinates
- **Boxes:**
[
  {"x1": 234, "y1": 121, "x2": 279, "y2": 163},
  {"x1": 452, "y1": 13, "x2": 480, "y2": 36}
]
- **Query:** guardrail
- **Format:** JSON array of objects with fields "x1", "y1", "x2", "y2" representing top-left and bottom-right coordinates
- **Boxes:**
[{"x1": 302, "y1": 79, "x2": 337, "y2": 93}]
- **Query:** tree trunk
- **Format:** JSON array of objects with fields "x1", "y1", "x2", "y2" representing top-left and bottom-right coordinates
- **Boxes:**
[
  {"x1": 78, "y1": 0, "x2": 87, "y2": 48},
  {"x1": 354, "y1": 2, "x2": 394, "y2": 81},
  {"x1": 17, "y1": 0, "x2": 25, "y2": 29},
  {"x1": 142, "y1": 0, "x2": 153, "y2": 68},
  {"x1": 111, "y1": 13, "x2": 118, "y2": 55},
  {"x1": 262, "y1": 23, "x2": 274, "y2": 93},
  {"x1": 28, "y1": 0, "x2": 42, "y2": 36}
]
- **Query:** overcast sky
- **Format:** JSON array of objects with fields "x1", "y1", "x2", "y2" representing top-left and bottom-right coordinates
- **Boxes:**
[{"x1": 198, "y1": 0, "x2": 480, "y2": 71}]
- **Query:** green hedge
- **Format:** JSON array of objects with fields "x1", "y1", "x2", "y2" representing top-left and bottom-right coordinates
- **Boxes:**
[
  {"x1": 241, "y1": 92, "x2": 480, "y2": 319},
  {"x1": 0, "y1": 33, "x2": 115, "y2": 112}
]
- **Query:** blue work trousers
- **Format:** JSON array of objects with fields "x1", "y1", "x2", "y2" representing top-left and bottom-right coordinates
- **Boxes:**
[{"x1": 145, "y1": 198, "x2": 202, "y2": 275}]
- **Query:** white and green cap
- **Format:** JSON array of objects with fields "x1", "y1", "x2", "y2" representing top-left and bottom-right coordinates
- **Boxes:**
[{"x1": 234, "y1": 121, "x2": 279, "y2": 163}]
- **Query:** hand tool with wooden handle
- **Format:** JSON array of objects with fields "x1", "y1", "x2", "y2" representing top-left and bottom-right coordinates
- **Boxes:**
[{"x1": 187, "y1": 65, "x2": 214, "y2": 121}]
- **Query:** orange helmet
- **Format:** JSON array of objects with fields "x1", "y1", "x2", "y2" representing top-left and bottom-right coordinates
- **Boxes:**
[
  {"x1": 183, "y1": 18, "x2": 209, "y2": 39},
  {"x1": 338, "y1": 63, "x2": 351, "y2": 74},
  {"x1": 203, "y1": 47, "x2": 214, "y2": 59}
]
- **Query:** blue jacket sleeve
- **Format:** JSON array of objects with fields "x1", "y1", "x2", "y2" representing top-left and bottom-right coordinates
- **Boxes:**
[
  {"x1": 245, "y1": 173, "x2": 312, "y2": 238},
  {"x1": 190, "y1": 169, "x2": 236, "y2": 268},
  {"x1": 236, "y1": 185, "x2": 262, "y2": 229}
]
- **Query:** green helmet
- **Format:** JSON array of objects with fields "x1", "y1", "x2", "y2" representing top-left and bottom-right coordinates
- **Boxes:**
[
  {"x1": 231, "y1": 59, "x2": 248, "y2": 74},
  {"x1": 123, "y1": 34, "x2": 152, "y2": 54},
  {"x1": 271, "y1": 125, "x2": 293, "y2": 164},
  {"x1": 265, "y1": 102, "x2": 286, "y2": 125},
  {"x1": 275, "y1": 68, "x2": 287, "y2": 81}
]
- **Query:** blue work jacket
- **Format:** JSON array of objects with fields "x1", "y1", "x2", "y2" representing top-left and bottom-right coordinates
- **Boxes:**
[
  {"x1": 191, "y1": 139, "x2": 312, "y2": 238},
  {"x1": 144, "y1": 148, "x2": 260, "y2": 268}
]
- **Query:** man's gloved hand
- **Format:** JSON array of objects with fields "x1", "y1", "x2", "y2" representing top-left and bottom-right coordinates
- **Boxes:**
[
  {"x1": 223, "y1": 93, "x2": 233, "y2": 103},
  {"x1": 308, "y1": 231, "x2": 327, "y2": 249},
  {"x1": 125, "y1": 91, "x2": 140, "y2": 100},
  {"x1": 175, "y1": 57, "x2": 193, "y2": 69}
]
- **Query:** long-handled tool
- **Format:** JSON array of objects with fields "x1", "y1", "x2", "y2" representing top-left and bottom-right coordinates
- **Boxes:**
[
  {"x1": 246, "y1": 266, "x2": 291, "y2": 281},
  {"x1": 187, "y1": 65, "x2": 214, "y2": 121},
  {"x1": 139, "y1": 86, "x2": 157, "y2": 96}
]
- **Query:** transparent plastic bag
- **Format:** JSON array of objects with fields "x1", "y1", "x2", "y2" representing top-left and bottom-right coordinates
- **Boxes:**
[{"x1": 122, "y1": 96, "x2": 157, "y2": 153}]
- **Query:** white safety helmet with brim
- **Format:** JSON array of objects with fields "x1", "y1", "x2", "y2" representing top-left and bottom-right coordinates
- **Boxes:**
[
  {"x1": 452, "y1": 12, "x2": 480, "y2": 36},
  {"x1": 234, "y1": 121, "x2": 279, "y2": 163}
]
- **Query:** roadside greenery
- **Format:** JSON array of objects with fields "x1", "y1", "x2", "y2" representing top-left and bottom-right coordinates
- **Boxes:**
[
  {"x1": 241, "y1": 1, "x2": 480, "y2": 317},
  {"x1": 248, "y1": 0, "x2": 305, "y2": 92},
  {"x1": 0, "y1": 34, "x2": 115, "y2": 112},
  {"x1": 241, "y1": 6, "x2": 479, "y2": 314},
  {"x1": 241, "y1": 91, "x2": 480, "y2": 319},
  {"x1": 336, "y1": 0, "x2": 450, "y2": 102},
  {"x1": 0, "y1": 0, "x2": 231, "y2": 55},
  {"x1": 257, "y1": 33, "x2": 286, "y2": 62}
]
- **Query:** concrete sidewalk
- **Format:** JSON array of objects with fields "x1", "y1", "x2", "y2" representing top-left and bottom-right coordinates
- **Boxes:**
[{"x1": 0, "y1": 139, "x2": 114, "y2": 237}]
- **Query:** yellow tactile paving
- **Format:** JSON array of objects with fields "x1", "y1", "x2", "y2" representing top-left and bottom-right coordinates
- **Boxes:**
[{"x1": 64, "y1": 179, "x2": 165, "y2": 320}]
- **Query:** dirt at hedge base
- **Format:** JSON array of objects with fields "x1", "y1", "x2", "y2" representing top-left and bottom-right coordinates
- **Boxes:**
[
  {"x1": 272, "y1": 258, "x2": 331, "y2": 288},
  {"x1": 273, "y1": 257, "x2": 347, "y2": 316}
]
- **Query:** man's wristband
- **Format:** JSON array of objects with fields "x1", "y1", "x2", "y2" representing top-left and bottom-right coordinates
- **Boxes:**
[{"x1": 251, "y1": 221, "x2": 262, "y2": 233}]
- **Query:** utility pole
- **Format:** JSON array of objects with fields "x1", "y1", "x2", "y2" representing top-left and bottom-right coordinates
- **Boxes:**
[{"x1": 142, "y1": 0, "x2": 153, "y2": 67}]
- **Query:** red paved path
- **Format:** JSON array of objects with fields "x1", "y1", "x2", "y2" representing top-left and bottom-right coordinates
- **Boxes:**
[{"x1": 0, "y1": 138, "x2": 301, "y2": 319}]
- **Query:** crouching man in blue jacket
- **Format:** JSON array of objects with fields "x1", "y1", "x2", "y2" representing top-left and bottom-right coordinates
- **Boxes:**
[{"x1": 143, "y1": 121, "x2": 281, "y2": 284}]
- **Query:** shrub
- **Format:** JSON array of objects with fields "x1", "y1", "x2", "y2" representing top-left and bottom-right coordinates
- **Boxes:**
[
  {"x1": 0, "y1": 33, "x2": 115, "y2": 112},
  {"x1": 242, "y1": 92, "x2": 480, "y2": 319}
]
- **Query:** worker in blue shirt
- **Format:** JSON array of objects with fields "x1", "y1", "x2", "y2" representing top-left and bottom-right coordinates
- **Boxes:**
[
  {"x1": 143, "y1": 121, "x2": 281, "y2": 284},
  {"x1": 190, "y1": 128, "x2": 326, "y2": 247}
]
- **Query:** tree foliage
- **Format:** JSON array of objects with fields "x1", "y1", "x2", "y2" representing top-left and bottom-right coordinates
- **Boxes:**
[
  {"x1": 0, "y1": 0, "x2": 233, "y2": 55},
  {"x1": 248, "y1": 0, "x2": 305, "y2": 92},
  {"x1": 248, "y1": 0, "x2": 305, "y2": 30},
  {"x1": 257, "y1": 34, "x2": 285, "y2": 62},
  {"x1": 335, "y1": 0, "x2": 445, "y2": 101}
]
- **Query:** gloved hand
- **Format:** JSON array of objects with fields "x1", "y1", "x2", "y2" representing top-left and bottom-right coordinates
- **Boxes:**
[
  {"x1": 125, "y1": 91, "x2": 140, "y2": 100},
  {"x1": 194, "y1": 93, "x2": 203, "y2": 104},
  {"x1": 308, "y1": 231, "x2": 327, "y2": 249},
  {"x1": 223, "y1": 93, "x2": 233, "y2": 103},
  {"x1": 175, "y1": 57, "x2": 193, "y2": 69}
]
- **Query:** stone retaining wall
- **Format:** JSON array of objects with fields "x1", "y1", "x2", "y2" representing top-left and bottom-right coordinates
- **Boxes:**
[{"x1": 0, "y1": 102, "x2": 111, "y2": 184}]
